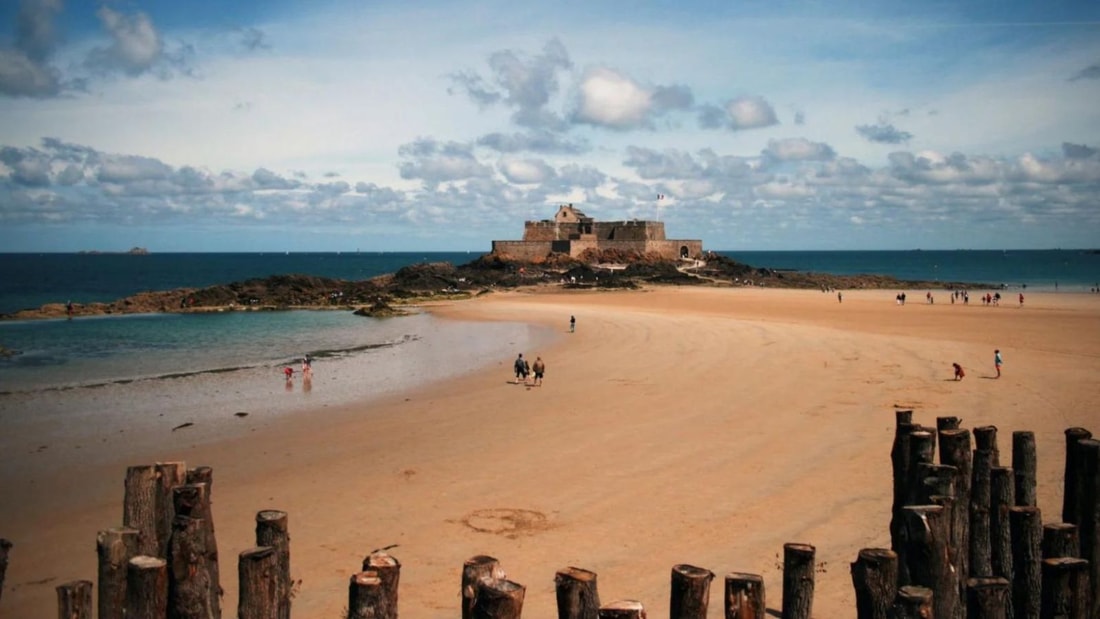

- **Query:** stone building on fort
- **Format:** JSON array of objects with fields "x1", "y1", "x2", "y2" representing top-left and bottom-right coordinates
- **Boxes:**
[{"x1": 491, "y1": 205, "x2": 703, "y2": 261}]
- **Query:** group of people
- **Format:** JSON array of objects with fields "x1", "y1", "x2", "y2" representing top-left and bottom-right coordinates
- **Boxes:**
[
  {"x1": 283, "y1": 354, "x2": 313, "y2": 381},
  {"x1": 513, "y1": 353, "x2": 546, "y2": 386},
  {"x1": 951, "y1": 349, "x2": 1004, "y2": 381}
]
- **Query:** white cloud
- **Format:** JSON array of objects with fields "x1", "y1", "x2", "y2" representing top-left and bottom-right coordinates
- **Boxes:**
[
  {"x1": 574, "y1": 67, "x2": 654, "y2": 129},
  {"x1": 498, "y1": 157, "x2": 555, "y2": 184}
]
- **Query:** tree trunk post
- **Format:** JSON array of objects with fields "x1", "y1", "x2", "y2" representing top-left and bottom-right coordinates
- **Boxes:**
[
  {"x1": 936, "y1": 416, "x2": 961, "y2": 433},
  {"x1": 123, "y1": 465, "x2": 160, "y2": 557},
  {"x1": 462, "y1": 555, "x2": 506, "y2": 619},
  {"x1": 974, "y1": 425, "x2": 1000, "y2": 466},
  {"x1": 724, "y1": 572, "x2": 765, "y2": 619},
  {"x1": 893, "y1": 585, "x2": 934, "y2": 619},
  {"x1": 348, "y1": 571, "x2": 385, "y2": 619},
  {"x1": 990, "y1": 466, "x2": 1015, "y2": 581},
  {"x1": 56, "y1": 579, "x2": 93, "y2": 619},
  {"x1": 939, "y1": 428, "x2": 972, "y2": 589},
  {"x1": 781, "y1": 542, "x2": 815, "y2": 619},
  {"x1": 1040, "y1": 557, "x2": 1089, "y2": 619},
  {"x1": 964, "y1": 577, "x2": 1009, "y2": 619},
  {"x1": 472, "y1": 578, "x2": 525, "y2": 619},
  {"x1": 1041, "y1": 522, "x2": 1079, "y2": 559},
  {"x1": 890, "y1": 411, "x2": 916, "y2": 581},
  {"x1": 1012, "y1": 432, "x2": 1038, "y2": 507},
  {"x1": 670, "y1": 564, "x2": 714, "y2": 619},
  {"x1": 174, "y1": 483, "x2": 221, "y2": 619},
  {"x1": 257, "y1": 510, "x2": 291, "y2": 619},
  {"x1": 555, "y1": 566, "x2": 601, "y2": 619},
  {"x1": 361, "y1": 551, "x2": 399, "y2": 619},
  {"x1": 0, "y1": 538, "x2": 10, "y2": 606},
  {"x1": 971, "y1": 449, "x2": 994, "y2": 577},
  {"x1": 902, "y1": 505, "x2": 958, "y2": 619},
  {"x1": 155, "y1": 461, "x2": 187, "y2": 556},
  {"x1": 96, "y1": 527, "x2": 139, "y2": 619},
  {"x1": 1075, "y1": 438, "x2": 1100, "y2": 619},
  {"x1": 167, "y1": 515, "x2": 214, "y2": 619},
  {"x1": 126, "y1": 555, "x2": 168, "y2": 619},
  {"x1": 599, "y1": 600, "x2": 646, "y2": 619},
  {"x1": 850, "y1": 548, "x2": 897, "y2": 619},
  {"x1": 1009, "y1": 506, "x2": 1042, "y2": 619},
  {"x1": 1061, "y1": 428, "x2": 1091, "y2": 524},
  {"x1": 916, "y1": 463, "x2": 957, "y2": 504},
  {"x1": 238, "y1": 546, "x2": 278, "y2": 619},
  {"x1": 898, "y1": 429, "x2": 938, "y2": 587}
]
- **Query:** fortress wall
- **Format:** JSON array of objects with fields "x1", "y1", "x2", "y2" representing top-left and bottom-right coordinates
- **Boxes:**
[
  {"x1": 646, "y1": 240, "x2": 703, "y2": 260},
  {"x1": 593, "y1": 221, "x2": 665, "y2": 242},
  {"x1": 567, "y1": 239, "x2": 599, "y2": 257},
  {"x1": 522, "y1": 222, "x2": 560, "y2": 242},
  {"x1": 491, "y1": 241, "x2": 552, "y2": 261}
]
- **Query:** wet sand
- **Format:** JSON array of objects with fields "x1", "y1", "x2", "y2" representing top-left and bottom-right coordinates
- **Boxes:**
[{"x1": 1, "y1": 286, "x2": 1097, "y2": 617}]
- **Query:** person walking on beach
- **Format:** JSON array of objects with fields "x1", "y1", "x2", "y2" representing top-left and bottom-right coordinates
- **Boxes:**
[
  {"x1": 514, "y1": 353, "x2": 527, "y2": 384},
  {"x1": 837, "y1": 291, "x2": 842, "y2": 303},
  {"x1": 531, "y1": 356, "x2": 545, "y2": 386},
  {"x1": 1019, "y1": 292, "x2": 1024, "y2": 308},
  {"x1": 569, "y1": 315, "x2": 576, "y2": 333},
  {"x1": 952, "y1": 363, "x2": 965, "y2": 381},
  {"x1": 994, "y1": 349, "x2": 1003, "y2": 378}
]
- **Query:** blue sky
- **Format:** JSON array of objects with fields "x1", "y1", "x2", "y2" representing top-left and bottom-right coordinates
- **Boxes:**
[{"x1": 1, "y1": 1, "x2": 1098, "y2": 252}]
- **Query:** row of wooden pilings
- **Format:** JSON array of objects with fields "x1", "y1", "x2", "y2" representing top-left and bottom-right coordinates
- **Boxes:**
[{"x1": 1, "y1": 412, "x2": 1098, "y2": 618}]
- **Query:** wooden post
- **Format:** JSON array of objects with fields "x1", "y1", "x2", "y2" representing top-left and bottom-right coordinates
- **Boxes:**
[
  {"x1": 1041, "y1": 522, "x2": 1079, "y2": 558},
  {"x1": 971, "y1": 449, "x2": 994, "y2": 577},
  {"x1": 555, "y1": 566, "x2": 601, "y2": 619},
  {"x1": 1061, "y1": 427, "x2": 1091, "y2": 524},
  {"x1": 781, "y1": 543, "x2": 815, "y2": 619},
  {"x1": 670, "y1": 564, "x2": 714, "y2": 619},
  {"x1": 724, "y1": 572, "x2": 765, "y2": 619},
  {"x1": 898, "y1": 429, "x2": 937, "y2": 586},
  {"x1": 849, "y1": 548, "x2": 897, "y2": 619},
  {"x1": 939, "y1": 428, "x2": 972, "y2": 588},
  {"x1": 462, "y1": 555, "x2": 505, "y2": 619},
  {"x1": 599, "y1": 600, "x2": 646, "y2": 619},
  {"x1": 238, "y1": 546, "x2": 278, "y2": 619},
  {"x1": 890, "y1": 410, "x2": 916, "y2": 581},
  {"x1": 1040, "y1": 557, "x2": 1089, "y2": 619},
  {"x1": 974, "y1": 425, "x2": 1001, "y2": 466},
  {"x1": 916, "y1": 463, "x2": 957, "y2": 504},
  {"x1": 186, "y1": 465, "x2": 214, "y2": 488},
  {"x1": 936, "y1": 416, "x2": 961, "y2": 432},
  {"x1": 472, "y1": 578, "x2": 525, "y2": 619},
  {"x1": 965, "y1": 577, "x2": 1010, "y2": 618},
  {"x1": 1076, "y1": 438, "x2": 1100, "y2": 619},
  {"x1": 126, "y1": 555, "x2": 168, "y2": 619},
  {"x1": 360, "y1": 551, "x2": 399, "y2": 619},
  {"x1": 123, "y1": 465, "x2": 160, "y2": 557},
  {"x1": 257, "y1": 510, "x2": 291, "y2": 619},
  {"x1": 348, "y1": 571, "x2": 385, "y2": 619},
  {"x1": 156, "y1": 461, "x2": 187, "y2": 556},
  {"x1": 0, "y1": 538, "x2": 12, "y2": 606},
  {"x1": 1009, "y1": 506, "x2": 1042, "y2": 619},
  {"x1": 902, "y1": 505, "x2": 958, "y2": 619},
  {"x1": 167, "y1": 515, "x2": 214, "y2": 619},
  {"x1": 96, "y1": 527, "x2": 139, "y2": 619},
  {"x1": 893, "y1": 585, "x2": 934, "y2": 619},
  {"x1": 56, "y1": 579, "x2": 93, "y2": 619},
  {"x1": 174, "y1": 483, "x2": 221, "y2": 619},
  {"x1": 1012, "y1": 432, "x2": 1037, "y2": 507},
  {"x1": 990, "y1": 466, "x2": 1015, "y2": 580}
]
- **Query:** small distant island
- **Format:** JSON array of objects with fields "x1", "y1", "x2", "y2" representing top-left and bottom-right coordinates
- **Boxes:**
[{"x1": 77, "y1": 247, "x2": 150, "y2": 255}]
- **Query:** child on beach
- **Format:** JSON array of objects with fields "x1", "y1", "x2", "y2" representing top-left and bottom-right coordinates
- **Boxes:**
[
  {"x1": 994, "y1": 350, "x2": 1003, "y2": 378},
  {"x1": 952, "y1": 363, "x2": 965, "y2": 381}
]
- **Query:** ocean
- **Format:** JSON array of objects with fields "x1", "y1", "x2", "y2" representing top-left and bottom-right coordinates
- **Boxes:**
[{"x1": 0, "y1": 250, "x2": 1096, "y2": 424}]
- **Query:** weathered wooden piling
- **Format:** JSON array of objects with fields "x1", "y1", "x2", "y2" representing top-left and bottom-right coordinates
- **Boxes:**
[
  {"x1": 902, "y1": 505, "x2": 958, "y2": 619},
  {"x1": 1009, "y1": 506, "x2": 1042, "y2": 619},
  {"x1": 965, "y1": 576, "x2": 1010, "y2": 618},
  {"x1": 257, "y1": 510, "x2": 292, "y2": 619},
  {"x1": 174, "y1": 483, "x2": 220, "y2": 619},
  {"x1": 974, "y1": 425, "x2": 1000, "y2": 465},
  {"x1": 462, "y1": 555, "x2": 506, "y2": 619},
  {"x1": 971, "y1": 448, "x2": 994, "y2": 577},
  {"x1": 670, "y1": 563, "x2": 714, "y2": 619},
  {"x1": 1076, "y1": 438, "x2": 1100, "y2": 619},
  {"x1": 360, "y1": 551, "x2": 399, "y2": 619},
  {"x1": 472, "y1": 577, "x2": 525, "y2": 619},
  {"x1": 890, "y1": 410, "x2": 916, "y2": 580},
  {"x1": 348, "y1": 571, "x2": 386, "y2": 619},
  {"x1": 238, "y1": 546, "x2": 278, "y2": 619},
  {"x1": 724, "y1": 572, "x2": 765, "y2": 619},
  {"x1": 990, "y1": 466, "x2": 1015, "y2": 581},
  {"x1": 936, "y1": 416, "x2": 961, "y2": 432},
  {"x1": 167, "y1": 515, "x2": 215, "y2": 619},
  {"x1": 1039, "y1": 557, "x2": 1089, "y2": 619},
  {"x1": 96, "y1": 527, "x2": 139, "y2": 619},
  {"x1": 56, "y1": 579, "x2": 93, "y2": 619},
  {"x1": 123, "y1": 465, "x2": 160, "y2": 556},
  {"x1": 0, "y1": 538, "x2": 10, "y2": 606},
  {"x1": 781, "y1": 543, "x2": 815, "y2": 619},
  {"x1": 892, "y1": 585, "x2": 933, "y2": 619},
  {"x1": 599, "y1": 599, "x2": 646, "y2": 619},
  {"x1": 850, "y1": 548, "x2": 897, "y2": 619},
  {"x1": 916, "y1": 463, "x2": 957, "y2": 504},
  {"x1": 939, "y1": 428, "x2": 973, "y2": 586},
  {"x1": 1061, "y1": 428, "x2": 1091, "y2": 524},
  {"x1": 897, "y1": 429, "x2": 937, "y2": 586},
  {"x1": 1012, "y1": 432, "x2": 1037, "y2": 507},
  {"x1": 555, "y1": 566, "x2": 601, "y2": 619},
  {"x1": 126, "y1": 555, "x2": 168, "y2": 618},
  {"x1": 1041, "y1": 522, "x2": 1079, "y2": 559}
]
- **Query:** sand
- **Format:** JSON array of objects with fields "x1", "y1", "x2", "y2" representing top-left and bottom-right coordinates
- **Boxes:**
[{"x1": 1, "y1": 286, "x2": 1097, "y2": 617}]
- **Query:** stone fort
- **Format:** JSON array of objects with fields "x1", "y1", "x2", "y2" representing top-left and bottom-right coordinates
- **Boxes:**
[{"x1": 491, "y1": 205, "x2": 703, "y2": 261}]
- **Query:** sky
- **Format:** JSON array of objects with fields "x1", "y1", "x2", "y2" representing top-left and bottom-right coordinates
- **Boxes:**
[{"x1": 0, "y1": 0, "x2": 1098, "y2": 252}]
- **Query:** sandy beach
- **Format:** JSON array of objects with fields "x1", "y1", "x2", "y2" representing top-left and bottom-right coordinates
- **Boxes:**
[{"x1": 1, "y1": 286, "x2": 1097, "y2": 617}]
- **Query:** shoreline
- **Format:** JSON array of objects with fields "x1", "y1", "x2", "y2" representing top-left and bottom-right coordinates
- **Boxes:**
[{"x1": 0, "y1": 286, "x2": 1096, "y2": 617}]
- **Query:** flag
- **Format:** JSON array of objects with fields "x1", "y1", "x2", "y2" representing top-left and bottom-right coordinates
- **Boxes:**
[{"x1": 657, "y1": 194, "x2": 665, "y2": 200}]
